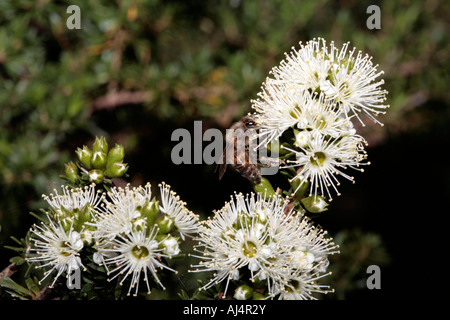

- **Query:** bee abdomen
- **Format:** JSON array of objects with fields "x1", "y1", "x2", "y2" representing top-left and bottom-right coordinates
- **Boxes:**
[{"x1": 235, "y1": 163, "x2": 261, "y2": 184}]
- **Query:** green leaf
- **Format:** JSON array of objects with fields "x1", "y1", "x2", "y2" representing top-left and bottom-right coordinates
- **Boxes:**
[
  {"x1": 4, "y1": 245, "x2": 24, "y2": 253},
  {"x1": 0, "y1": 275, "x2": 33, "y2": 298},
  {"x1": 9, "y1": 256, "x2": 25, "y2": 265},
  {"x1": 10, "y1": 236, "x2": 23, "y2": 246},
  {"x1": 25, "y1": 278, "x2": 40, "y2": 296},
  {"x1": 178, "y1": 289, "x2": 190, "y2": 300}
]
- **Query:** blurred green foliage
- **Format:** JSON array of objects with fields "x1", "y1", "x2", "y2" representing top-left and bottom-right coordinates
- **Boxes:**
[{"x1": 0, "y1": 0, "x2": 449, "y2": 299}]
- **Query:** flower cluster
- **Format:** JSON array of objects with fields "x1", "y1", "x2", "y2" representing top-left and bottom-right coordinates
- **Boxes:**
[
  {"x1": 252, "y1": 38, "x2": 388, "y2": 200},
  {"x1": 68, "y1": 136, "x2": 129, "y2": 185},
  {"x1": 190, "y1": 193, "x2": 339, "y2": 300},
  {"x1": 20, "y1": 38, "x2": 387, "y2": 300},
  {"x1": 27, "y1": 182, "x2": 200, "y2": 296}
]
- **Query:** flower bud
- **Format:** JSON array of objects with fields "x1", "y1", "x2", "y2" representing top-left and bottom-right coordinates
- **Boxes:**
[
  {"x1": 234, "y1": 285, "x2": 253, "y2": 300},
  {"x1": 290, "y1": 175, "x2": 309, "y2": 199},
  {"x1": 293, "y1": 129, "x2": 310, "y2": 148},
  {"x1": 88, "y1": 169, "x2": 104, "y2": 184},
  {"x1": 107, "y1": 144, "x2": 125, "y2": 165},
  {"x1": 78, "y1": 205, "x2": 94, "y2": 226},
  {"x1": 92, "y1": 136, "x2": 108, "y2": 154},
  {"x1": 252, "y1": 177, "x2": 276, "y2": 197},
  {"x1": 64, "y1": 161, "x2": 79, "y2": 183},
  {"x1": 301, "y1": 195, "x2": 328, "y2": 213},
  {"x1": 91, "y1": 151, "x2": 107, "y2": 169},
  {"x1": 76, "y1": 146, "x2": 92, "y2": 169},
  {"x1": 155, "y1": 215, "x2": 175, "y2": 234},
  {"x1": 142, "y1": 199, "x2": 159, "y2": 226},
  {"x1": 81, "y1": 229, "x2": 94, "y2": 246},
  {"x1": 60, "y1": 217, "x2": 73, "y2": 233},
  {"x1": 156, "y1": 235, "x2": 180, "y2": 256},
  {"x1": 105, "y1": 162, "x2": 128, "y2": 178},
  {"x1": 251, "y1": 292, "x2": 266, "y2": 300}
]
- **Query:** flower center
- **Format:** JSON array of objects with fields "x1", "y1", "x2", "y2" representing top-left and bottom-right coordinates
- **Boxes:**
[
  {"x1": 131, "y1": 245, "x2": 149, "y2": 259},
  {"x1": 58, "y1": 241, "x2": 72, "y2": 257},
  {"x1": 289, "y1": 104, "x2": 301, "y2": 120},
  {"x1": 316, "y1": 116, "x2": 328, "y2": 130},
  {"x1": 242, "y1": 241, "x2": 258, "y2": 258},
  {"x1": 310, "y1": 151, "x2": 326, "y2": 167},
  {"x1": 286, "y1": 280, "x2": 301, "y2": 293}
]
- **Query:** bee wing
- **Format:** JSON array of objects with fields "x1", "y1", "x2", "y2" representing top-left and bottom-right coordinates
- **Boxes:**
[
  {"x1": 214, "y1": 153, "x2": 227, "y2": 180},
  {"x1": 218, "y1": 163, "x2": 228, "y2": 180},
  {"x1": 218, "y1": 136, "x2": 236, "y2": 180}
]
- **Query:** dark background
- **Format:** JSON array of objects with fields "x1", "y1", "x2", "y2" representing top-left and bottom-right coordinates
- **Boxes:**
[{"x1": 0, "y1": 0, "x2": 449, "y2": 299}]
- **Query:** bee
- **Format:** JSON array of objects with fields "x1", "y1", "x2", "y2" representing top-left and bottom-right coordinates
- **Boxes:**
[{"x1": 218, "y1": 115, "x2": 263, "y2": 184}]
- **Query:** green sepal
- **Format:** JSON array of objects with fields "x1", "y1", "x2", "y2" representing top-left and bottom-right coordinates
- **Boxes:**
[{"x1": 301, "y1": 195, "x2": 329, "y2": 213}]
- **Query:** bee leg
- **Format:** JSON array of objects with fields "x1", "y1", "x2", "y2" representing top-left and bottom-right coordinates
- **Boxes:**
[{"x1": 258, "y1": 156, "x2": 280, "y2": 168}]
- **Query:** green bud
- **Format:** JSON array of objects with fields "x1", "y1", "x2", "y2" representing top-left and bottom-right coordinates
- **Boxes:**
[
  {"x1": 92, "y1": 136, "x2": 108, "y2": 154},
  {"x1": 91, "y1": 151, "x2": 107, "y2": 169},
  {"x1": 301, "y1": 195, "x2": 328, "y2": 213},
  {"x1": 252, "y1": 292, "x2": 266, "y2": 300},
  {"x1": 64, "y1": 161, "x2": 79, "y2": 183},
  {"x1": 107, "y1": 144, "x2": 125, "y2": 165},
  {"x1": 78, "y1": 205, "x2": 94, "y2": 226},
  {"x1": 290, "y1": 175, "x2": 309, "y2": 200},
  {"x1": 105, "y1": 162, "x2": 128, "y2": 178},
  {"x1": 252, "y1": 177, "x2": 276, "y2": 197},
  {"x1": 142, "y1": 199, "x2": 159, "y2": 226},
  {"x1": 234, "y1": 285, "x2": 253, "y2": 300},
  {"x1": 76, "y1": 146, "x2": 92, "y2": 169},
  {"x1": 88, "y1": 169, "x2": 104, "y2": 184},
  {"x1": 233, "y1": 213, "x2": 252, "y2": 230},
  {"x1": 60, "y1": 217, "x2": 73, "y2": 233},
  {"x1": 156, "y1": 215, "x2": 175, "y2": 234}
]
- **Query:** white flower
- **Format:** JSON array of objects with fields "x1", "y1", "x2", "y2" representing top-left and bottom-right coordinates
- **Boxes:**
[
  {"x1": 326, "y1": 45, "x2": 389, "y2": 125},
  {"x1": 161, "y1": 235, "x2": 181, "y2": 256},
  {"x1": 43, "y1": 184, "x2": 103, "y2": 218},
  {"x1": 275, "y1": 262, "x2": 334, "y2": 300},
  {"x1": 253, "y1": 81, "x2": 358, "y2": 149},
  {"x1": 191, "y1": 193, "x2": 338, "y2": 299},
  {"x1": 252, "y1": 81, "x2": 311, "y2": 147},
  {"x1": 92, "y1": 183, "x2": 154, "y2": 240},
  {"x1": 159, "y1": 182, "x2": 200, "y2": 240},
  {"x1": 283, "y1": 131, "x2": 369, "y2": 200},
  {"x1": 90, "y1": 182, "x2": 199, "y2": 292},
  {"x1": 101, "y1": 226, "x2": 175, "y2": 296},
  {"x1": 27, "y1": 215, "x2": 85, "y2": 287},
  {"x1": 267, "y1": 38, "x2": 388, "y2": 126}
]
